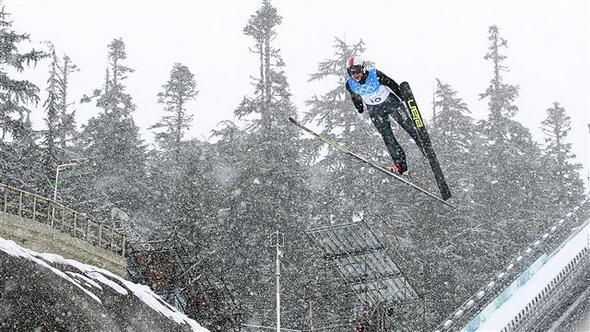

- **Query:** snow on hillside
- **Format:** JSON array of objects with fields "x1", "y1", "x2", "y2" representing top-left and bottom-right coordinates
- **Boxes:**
[{"x1": 0, "y1": 237, "x2": 209, "y2": 332}]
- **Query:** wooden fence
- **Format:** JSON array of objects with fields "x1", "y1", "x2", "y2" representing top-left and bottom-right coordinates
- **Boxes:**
[{"x1": 1, "y1": 183, "x2": 126, "y2": 256}]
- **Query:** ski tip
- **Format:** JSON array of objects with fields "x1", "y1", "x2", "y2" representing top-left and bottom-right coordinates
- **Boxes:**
[{"x1": 288, "y1": 116, "x2": 297, "y2": 124}]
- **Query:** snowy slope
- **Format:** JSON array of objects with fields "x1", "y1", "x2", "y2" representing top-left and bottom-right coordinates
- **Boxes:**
[
  {"x1": 0, "y1": 237, "x2": 209, "y2": 332},
  {"x1": 467, "y1": 219, "x2": 590, "y2": 331}
]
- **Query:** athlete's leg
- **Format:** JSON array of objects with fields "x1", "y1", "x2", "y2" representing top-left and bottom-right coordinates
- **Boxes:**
[
  {"x1": 368, "y1": 103, "x2": 407, "y2": 169},
  {"x1": 387, "y1": 97, "x2": 425, "y2": 155}
]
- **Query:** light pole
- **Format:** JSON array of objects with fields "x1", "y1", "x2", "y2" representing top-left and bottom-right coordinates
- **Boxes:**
[
  {"x1": 269, "y1": 230, "x2": 284, "y2": 332},
  {"x1": 51, "y1": 162, "x2": 78, "y2": 221},
  {"x1": 53, "y1": 162, "x2": 78, "y2": 202}
]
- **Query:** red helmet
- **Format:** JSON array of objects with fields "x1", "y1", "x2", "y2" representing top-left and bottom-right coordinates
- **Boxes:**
[{"x1": 346, "y1": 55, "x2": 365, "y2": 76}]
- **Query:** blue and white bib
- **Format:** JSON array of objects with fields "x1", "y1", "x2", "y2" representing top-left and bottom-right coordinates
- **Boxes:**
[{"x1": 347, "y1": 68, "x2": 391, "y2": 105}]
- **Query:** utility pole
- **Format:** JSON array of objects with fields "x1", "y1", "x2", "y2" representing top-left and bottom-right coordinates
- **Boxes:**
[{"x1": 269, "y1": 230, "x2": 284, "y2": 332}]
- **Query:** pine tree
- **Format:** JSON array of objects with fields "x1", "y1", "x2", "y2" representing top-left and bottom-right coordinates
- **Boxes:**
[
  {"x1": 431, "y1": 78, "x2": 482, "y2": 195},
  {"x1": 214, "y1": 0, "x2": 313, "y2": 327},
  {"x1": 0, "y1": 3, "x2": 46, "y2": 140},
  {"x1": 540, "y1": 102, "x2": 585, "y2": 214},
  {"x1": 76, "y1": 38, "x2": 146, "y2": 217},
  {"x1": 0, "y1": 112, "x2": 42, "y2": 191},
  {"x1": 478, "y1": 25, "x2": 522, "y2": 165},
  {"x1": 145, "y1": 63, "x2": 198, "y2": 238},
  {"x1": 0, "y1": 2, "x2": 47, "y2": 189},
  {"x1": 55, "y1": 54, "x2": 79, "y2": 150},
  {"x1": 480, "y1": 27, "x2": 519, "y2": 120},
  {"x1": 151, "y1": 63, "x2": 197, "y2": 160},
  {"x1": 40, "y1": 47, "x2": 61, "y2": 195},
  {"x1": 433, "y1": 79, "x2": 471, "y2": 138},
  {"x1": 424, "y1": 78, "x2": 508, "y2": 323},
  {"x1": 477, "y1": 25, "x2": 546, "y2": 252},
  {"x1": 39, "y1": 51, "x2": 82, "y2": 205},
  {"x1": 304, "y1": 37, "x2": 370, "y2": 150}
]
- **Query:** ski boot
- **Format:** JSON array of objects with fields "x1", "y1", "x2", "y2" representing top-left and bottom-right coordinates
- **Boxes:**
[{"x1": 389, "y1": 162, "x2": 407, "y2": 175}]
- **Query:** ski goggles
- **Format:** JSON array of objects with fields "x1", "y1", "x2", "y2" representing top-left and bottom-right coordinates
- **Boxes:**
[{"x1": 347, "y1": 65, "x2": 364, "y2": 75}]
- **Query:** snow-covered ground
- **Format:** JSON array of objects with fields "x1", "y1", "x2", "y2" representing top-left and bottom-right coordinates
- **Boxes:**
[{"x1": 0, "y1": 237, "x2": 209, "y2": 331}]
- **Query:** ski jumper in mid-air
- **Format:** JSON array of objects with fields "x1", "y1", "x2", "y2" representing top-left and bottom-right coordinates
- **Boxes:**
[{"x1": 345, "y1": 55, "x2": 422, "y2": 175}]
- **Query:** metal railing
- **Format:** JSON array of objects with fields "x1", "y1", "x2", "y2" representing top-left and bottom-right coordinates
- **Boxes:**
[{"x1": 1, "y1": 183, "x2": 127, "y2": 256}]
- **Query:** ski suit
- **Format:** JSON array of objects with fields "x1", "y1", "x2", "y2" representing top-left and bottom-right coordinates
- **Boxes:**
[{"x1": 346, "y1": 68, "x2": 421, "y2": 170}]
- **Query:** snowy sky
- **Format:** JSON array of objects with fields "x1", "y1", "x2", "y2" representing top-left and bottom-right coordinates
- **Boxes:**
[{"x1": 4, "y1": 0, "x2": 590, "y2": 183}]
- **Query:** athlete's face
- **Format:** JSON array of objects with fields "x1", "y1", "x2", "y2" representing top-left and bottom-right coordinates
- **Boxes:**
[
  {"x1": 348, "y1": 65, "x2": 364, "y2": 82},
  {"x1": 351, "y1": 70, "x2": 364, "y2": 82}
]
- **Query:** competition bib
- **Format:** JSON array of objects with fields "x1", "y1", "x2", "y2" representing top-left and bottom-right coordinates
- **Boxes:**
[{"x1": 348, "y1": 68, "x2": 391, "y2": 105}]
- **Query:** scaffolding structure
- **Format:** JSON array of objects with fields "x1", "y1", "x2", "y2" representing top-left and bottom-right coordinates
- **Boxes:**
[
  {"x1": 127, "y1": 237, "x2": 242, "y2": 331},
  {"x1": 308, "y1": 221, "x2": 422, "y2": 331}
]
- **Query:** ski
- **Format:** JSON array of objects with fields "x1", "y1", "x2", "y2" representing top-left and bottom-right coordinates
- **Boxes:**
[
  {"x1": 399, "y1": 82, "x2": 452, "y2": 201},
  {"x1": 288, "y1": 117, "x2": 457, "y2": 209}
]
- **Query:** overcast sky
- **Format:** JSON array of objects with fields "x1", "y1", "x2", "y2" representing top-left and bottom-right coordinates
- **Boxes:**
[{"x1": 4, "y1": 0, "x2": 590, "y2": 183}]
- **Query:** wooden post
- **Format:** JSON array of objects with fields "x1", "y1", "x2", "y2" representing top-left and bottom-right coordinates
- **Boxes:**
[
  {"x1": 18, "y1": 191, "x2": 23, "y2": 216},
  {"x1": 73, "y1": 212, "x2": 78, "y2": 237},
  {"x1": 2, "y1": 185, "x2": 7, "y2": 212},
  {"x1": 121, "y1": 234, "x2": 127, "y2": 257},
  {"x1": 32, "y1": 196, "x2": 37, "y2": 222},
  {"x1": 98, "y1": 223, "x2": 102, "y2": 247},
  {"x1": 61, "y1": 206, "x2": 65, "y2": 230},
  {"x1": 47, "y1": 201, "x2": 52, "y2": 225},
  {"x1": 50, "y1": 202, "x2": 54, "y2": 228}
]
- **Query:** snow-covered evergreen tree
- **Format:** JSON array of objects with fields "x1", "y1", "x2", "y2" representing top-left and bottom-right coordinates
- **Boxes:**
[
  {"x1": 431, "y1": 78, "x2": 482, "y2": 196},
  {"x1": 214, "y1": 0, "x2": 313, "y2": 327},
  {"x1": 0, "y1": 3, "x2": 46, "y2": 190},
  {"x1": 40, "y1": 47, "x2": 61, "y2": 195},
  {"x1": 540, "y1": 102, "x2": 586, "y2": 214},
  {"x1": 76, "y1": 38, "x2": 146, "y2": 217},
  {"x1": 304, "y1": 38, "x2": 374, "y2": 160},
  {"x1": 55, "y1": 54, "x2": 79, "y2": 150},
  {"x1": 151, "y1": 63, "x2": 198, "y2": 160},
  {"x1": 475, "y1": 25, "x2": 548, "y2": 260},
  {"x1": 145, "y1": 63, "x2": 200, "y2": 237}
]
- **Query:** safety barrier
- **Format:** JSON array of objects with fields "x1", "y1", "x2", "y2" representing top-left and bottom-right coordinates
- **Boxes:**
[
  {"x1": 1, "y1": 183, "x2": 126, "y2": 256},
  {"x1": 501, "y1": 247, "x2": 590, "y2": 331},
  {"x1": 433, "y1": 200, "x2": 589, "y2": 332}
]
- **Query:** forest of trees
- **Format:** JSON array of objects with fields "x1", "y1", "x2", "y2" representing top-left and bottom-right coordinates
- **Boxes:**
[{"x1": 0, "y1": 0, "x2": 588, "y2": 331}]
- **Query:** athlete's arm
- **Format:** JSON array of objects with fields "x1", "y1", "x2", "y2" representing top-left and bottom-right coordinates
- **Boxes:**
[
  {"x1": 376, "y1": 70, "x2": 403, "y2": 99},
  {"x1": 346, "y1": 81, "x2": 365, "y2": 113}
]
